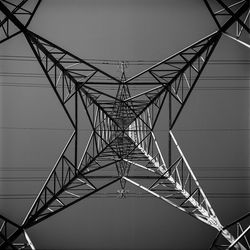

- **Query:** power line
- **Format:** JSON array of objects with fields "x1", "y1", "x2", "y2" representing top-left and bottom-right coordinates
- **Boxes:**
[
  {"x1": 1, "y1": 167, "x2": 249, "y2": 172},
  {"x1": 0, "y1": 82, "x2": 249, "y2": 91},
  {"x1": 0, "y1": 192, "x2": 249, "y2": 200},
  {"x1": 0, "y1": 72, "x2": 249, "y2": 80},
  {"x1": 0, "y1": 55, "x2": 250, "y2": 65},
  {"x1": 0, "y1": 176, "x2": 249, "y2": 182},
  {"x1": 0, "y1": 126, "x2": 249, "y2": 132}
]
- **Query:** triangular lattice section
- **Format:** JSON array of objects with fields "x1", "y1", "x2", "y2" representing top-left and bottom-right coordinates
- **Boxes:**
[
  {"x1": 26, "y1": 31, "x2": 122, "y2": 128},
  {"x1": 125, "y1": 33, "x2": 220, "y2": 129},
  {"x1": 204, "y1": 0, "x2": 249, "y2": 47},
  {"x1": 211, "y1": 213, "x2": 250, "y2": 249},
  {"x1": 0, "y1": 215, "x2": 35, "y2": 250},
  {"x1": 0, "y1": 0, "x2": 41, "y2": 43}
]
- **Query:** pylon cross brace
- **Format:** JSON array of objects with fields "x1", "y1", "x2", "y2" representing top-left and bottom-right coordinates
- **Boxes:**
[{"x1": 0, "y1": 0, "x2": 249, "y2": 249}]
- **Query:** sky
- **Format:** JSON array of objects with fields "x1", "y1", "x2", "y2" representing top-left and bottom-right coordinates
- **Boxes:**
[{"x1": 0, "y1": 0, "x2": 249, "y2": 249}]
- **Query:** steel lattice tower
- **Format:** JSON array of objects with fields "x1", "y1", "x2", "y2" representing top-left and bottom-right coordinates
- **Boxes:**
[{"x1": 0, "y1": 0, "x2": 249, "y2": 249}]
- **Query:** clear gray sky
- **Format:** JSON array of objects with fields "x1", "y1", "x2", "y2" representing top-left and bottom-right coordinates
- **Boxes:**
[{"x1": 0, "y1": 0, "x2": 249, "y2": 249}]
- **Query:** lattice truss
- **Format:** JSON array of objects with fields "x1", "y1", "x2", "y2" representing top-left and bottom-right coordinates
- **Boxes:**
[
  {"x1": 0, "y1": 0, "x2": 249, "y2": 249},
  {"x1": 211, "y1": 213, "x2": 250, "y2": 250}
]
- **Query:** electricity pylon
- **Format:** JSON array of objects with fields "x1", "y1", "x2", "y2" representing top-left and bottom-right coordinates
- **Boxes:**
[{"x1": 0, "y1": 0, "x2": 249, "y2": 249}]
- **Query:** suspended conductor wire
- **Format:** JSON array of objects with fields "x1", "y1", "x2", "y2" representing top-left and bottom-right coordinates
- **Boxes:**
[{"x1": 0, "y1": 55, "x2": 250, "y2": 65}]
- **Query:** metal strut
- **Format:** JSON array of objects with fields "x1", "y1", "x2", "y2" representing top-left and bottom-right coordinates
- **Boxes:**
[
  {"x1": 0, "y1": 0, "x2": 41, "y2": 44},
  {"x1": 0, "y1": 215, "x2": 35, "y2": 250},
  {"x1": 204, "y1": 0, "x2": 250, "y2": 48},
  {"x1": 211, "y1": 213, "x2": 250, "y2": 249}
]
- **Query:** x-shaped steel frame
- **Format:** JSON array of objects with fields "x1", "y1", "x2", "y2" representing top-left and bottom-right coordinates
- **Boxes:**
[{"x1": 0, "y1": 0, "x2": 249, "y2": 249}]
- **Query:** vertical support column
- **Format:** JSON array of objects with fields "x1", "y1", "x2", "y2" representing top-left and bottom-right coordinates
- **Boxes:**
[
  {"x1": 75, "y1": 90, "x2": 78, "y2": 174},
  {"x1": 168, "y1": 87, "x2": 172, "y2": 169}
]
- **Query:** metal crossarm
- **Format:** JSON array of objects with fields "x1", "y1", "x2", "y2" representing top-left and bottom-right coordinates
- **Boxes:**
[
  {"x1": 125, "y1": 108, "x2": 242, "y2": 247},
  {"x1": 204, "y1": 0, "x2": 250, "y2": 48},
  {"x1": 24, "y1": 31, "x2": 122, "y2": 128},
  {"x1": 0, "y1": 0, "x2": 41, "y2": 44},
  {"x1": 0, "y1": 215, "x2": 35, "y2": 249},
  {"x1": 125, "y1": 32, "x2": 221, "y2": 129},
  {"x1": 22, "y1": 93, "x2": 126, "y2": 226},
  {"x1": 211, "y1": 213, "x2": 250, "y2": 250}
]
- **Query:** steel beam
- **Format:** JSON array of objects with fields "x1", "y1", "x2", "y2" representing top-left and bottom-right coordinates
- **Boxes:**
[
  {"x1": 211, "y1": 213, "x2": 250, "y2": 250},
  {"x1": 0, "y1": 0, "x2": 41, "y2": 43},
  {"x1": 204, "y1": 0, "x2": 250, "y2": 48},
  {"x1": 0, "y1": 215, "x2": 35, "y2": 249}
]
